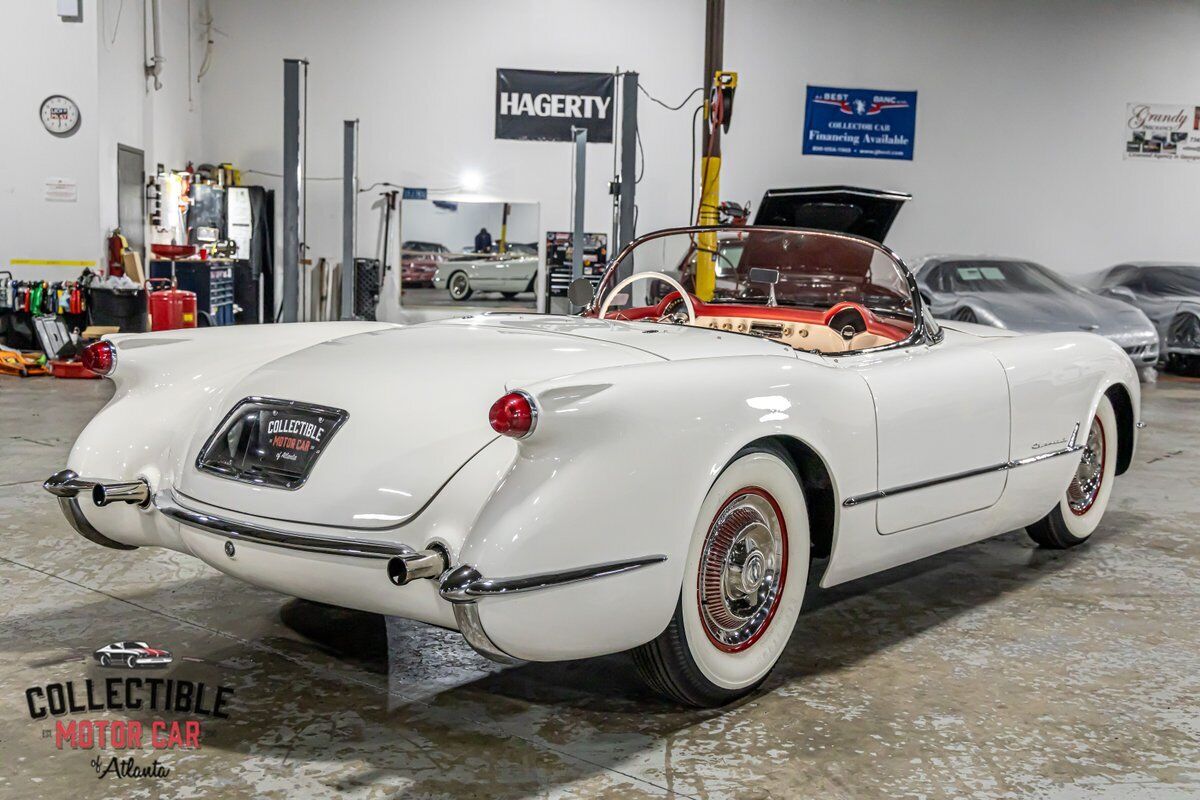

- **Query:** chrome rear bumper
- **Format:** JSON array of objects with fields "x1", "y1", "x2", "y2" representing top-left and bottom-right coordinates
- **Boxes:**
[
  {"x1": 42, "y1": 470, "x2": 137, "y2": 551},
  {"x1": 45, "y1": 471, "x2": 667, "y2": 664}
]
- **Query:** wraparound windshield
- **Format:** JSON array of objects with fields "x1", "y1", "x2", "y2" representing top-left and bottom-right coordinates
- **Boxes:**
[{"x1": 594, "y1": 227, "x2": 916, "y2": 317}]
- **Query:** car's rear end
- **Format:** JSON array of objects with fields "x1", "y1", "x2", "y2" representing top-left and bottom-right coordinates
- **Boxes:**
[{"x1": 44, "y1": 317, "x2": 696, "y2": 662}]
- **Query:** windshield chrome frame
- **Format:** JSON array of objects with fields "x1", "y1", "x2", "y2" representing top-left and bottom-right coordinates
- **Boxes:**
[{"x1": 584, "y1": 224, "x2": 939, "y2": 357}]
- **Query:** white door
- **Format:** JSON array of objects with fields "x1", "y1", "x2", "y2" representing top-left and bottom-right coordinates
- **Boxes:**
[{"x1": 843, "y1": 342, "x2": 1011, "y2": 534}]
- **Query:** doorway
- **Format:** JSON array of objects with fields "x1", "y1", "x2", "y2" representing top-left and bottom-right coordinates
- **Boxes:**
[{"x1": 116, "y1": 144, "x2": 145, "y2": 256}]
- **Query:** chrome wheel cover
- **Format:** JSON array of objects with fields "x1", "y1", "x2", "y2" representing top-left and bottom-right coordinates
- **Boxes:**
[
  {"x1": 1067, "y1": 416, "x2": 1105, "y2": 516},
  {"x1": 449, "y1": 274, "x2": 469, "y2": 298},
  {"x1": 698, "y1": 489, "x2": 787, "y2": 652}
]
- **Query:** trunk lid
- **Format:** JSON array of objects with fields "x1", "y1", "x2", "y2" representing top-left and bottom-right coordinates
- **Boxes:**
[
  {"x1": 177, "y1": 318, "x2": 674, "y2": 529},
  {"x1": 753, "y1": 185, "x2": 911, "y2": 243}
]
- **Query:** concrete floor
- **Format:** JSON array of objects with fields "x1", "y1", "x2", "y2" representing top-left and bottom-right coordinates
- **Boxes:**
[{"x1": 1, "y1": 375, "x2": 1198, "y2": 799}]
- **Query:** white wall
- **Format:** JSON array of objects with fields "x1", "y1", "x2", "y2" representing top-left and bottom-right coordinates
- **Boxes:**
[
  {"x1": 97, "y1": 0, "x2": 204, "y2": 254},
  {"x1": 200, "y1": 0, "x2": 1200, "y2": 280},
  {"x1": 199, "y1": 0, "x2": 702, "y2": 271},
  {"x1": 0, "y1": 5, "x2": 100, "y2": 281},
  {"x1": 721, "y1": 0, "x2": 1200, "y2": 272},
  {"x1": 0, "y1": 0, "x2": 201, "y2": 283}
]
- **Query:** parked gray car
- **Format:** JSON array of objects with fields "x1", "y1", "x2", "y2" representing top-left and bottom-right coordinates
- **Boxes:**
[
  {"x1": 914, "y1": 256, "x2": 1160, "y2": 378},
  {"x1": 1085, "y1": 263, "x2": 1200, "y2": 374}
]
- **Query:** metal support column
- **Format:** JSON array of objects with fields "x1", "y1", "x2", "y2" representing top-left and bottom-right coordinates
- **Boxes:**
[
  {"x1": 696, "y1": 0, "x2": 724, "y2": 301},
  {"x1": 281, "y1": 59, "x2": 303, "y2": 323},
  {"x1": 570, "y1": 127, "x2": 587, "y2": 312},
  {"x1": 616, "y1": 71, "x2": 638, "y2": 279},
  {"x1": 341, "y1": 119, "x2": 358, "y2": 320}
]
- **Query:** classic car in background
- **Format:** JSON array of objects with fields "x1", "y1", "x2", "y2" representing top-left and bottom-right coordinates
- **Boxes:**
[
  {"x1": 914, "y1": 256, "x2": 1160, "y2": 378},
  {"x1": 45, "y1": 218, "x2": 1139, "y2": 707},
  {"x1": 1086, "y1": 263, "x2": 1200, "y2": 374},
  {"x1": 433, "y1": 251, "x2": 539, "y2": 301},
  {"x1": 93, "y1": 641, "x2": 173, "y2": 669},
  {"x1": 400, "y1": 240, "x2": 450, "y2": 287}
]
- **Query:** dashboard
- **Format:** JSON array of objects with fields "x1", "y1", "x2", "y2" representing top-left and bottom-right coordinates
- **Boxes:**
[{"x1": 611, "y1": 295, "x2": 911, "y2": 354}]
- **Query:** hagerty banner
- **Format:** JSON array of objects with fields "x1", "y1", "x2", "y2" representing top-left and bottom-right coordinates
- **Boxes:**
[
  {"x1": 495, "y1": 68, "x2": 615, "y2": 143},
  {"x1": 803, "y1": 85, "x2": 917, "y2": 160},
  {"x1": 1125, "y1": 102, "x2": 1200, "y2": 161}
]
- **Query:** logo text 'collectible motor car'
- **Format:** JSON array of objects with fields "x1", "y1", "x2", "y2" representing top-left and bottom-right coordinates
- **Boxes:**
[
  {"x1": 46, "y1": 213, "x2": 1140, "y2": 706},
  {"x1": 93, "y1": 642, "x2": 173, "y2": 669}
]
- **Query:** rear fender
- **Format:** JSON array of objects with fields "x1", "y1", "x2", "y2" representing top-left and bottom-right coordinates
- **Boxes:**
[{"x1": 458, "y1": 354, "x2": 876, "y2": 661}]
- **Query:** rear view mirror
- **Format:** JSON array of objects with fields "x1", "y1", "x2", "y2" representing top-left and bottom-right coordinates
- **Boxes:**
[
  {"x1": 568, "y1": 277, "x2": 595, "y2": 306},
  {"x1": 748, "y1": 267, "x2": 780, "y2": 285},
  {"x1": 748, "y1": 267, "x2": 781, "y2": 307},
  {"x1": 1103, "y1": 286, "x2": 1136, "y2": 302}
]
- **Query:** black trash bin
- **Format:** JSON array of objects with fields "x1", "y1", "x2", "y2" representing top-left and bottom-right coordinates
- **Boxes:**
[{"x1": 87, "y1": 286, "x2": 149, "y2": 332}]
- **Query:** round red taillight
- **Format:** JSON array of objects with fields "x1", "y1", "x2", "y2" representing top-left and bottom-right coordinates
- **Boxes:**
[
  {"x1": 489, "y1": 391, "x2": 537, "y2": 438},
  {"x1": 81, "y1": 340, "x2": 116, "y2": 376}
]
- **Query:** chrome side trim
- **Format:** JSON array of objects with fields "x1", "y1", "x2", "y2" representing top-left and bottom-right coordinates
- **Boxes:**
[
  {"x1": 57, "y1": 497, "x2": 139, "y2": 551},
  {"x1": 842, "y1": 438, "x2": 1085, "y2": 508},
  {"x1": 452, "y1": 604, "x2": 522, "y2": 665},
  {"x1": 439, "y1": 555, "x2": 668, "y2": 604},
  {"x1": 153, "y1": 491, "x2": 417, "y2": 560}
]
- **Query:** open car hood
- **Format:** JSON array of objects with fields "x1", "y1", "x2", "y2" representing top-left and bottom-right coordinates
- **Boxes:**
[{"x1": 753, "y1": 186, "x2": 911, "y2": 243}]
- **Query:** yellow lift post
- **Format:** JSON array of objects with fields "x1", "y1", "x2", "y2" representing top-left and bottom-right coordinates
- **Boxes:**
[{"x1": 696, "y1": 0, "x2": 736, "y2": 301}]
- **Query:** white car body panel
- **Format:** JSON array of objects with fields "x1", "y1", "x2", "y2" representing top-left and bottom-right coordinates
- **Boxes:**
[
  {"x1": 434, "y1": 254, "x2": 538, "y2": 294},
  {"x1": 53, "y1": 309, "x2": 1139, "y2": 663}
]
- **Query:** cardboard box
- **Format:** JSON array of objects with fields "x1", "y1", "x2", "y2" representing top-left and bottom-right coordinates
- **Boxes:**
[
  {"x1": 81, "y1": 326, "x2": 120, "y2": 341},
  {"x1": 122, "y1": 251, "x2": 145, "y2": 284}
]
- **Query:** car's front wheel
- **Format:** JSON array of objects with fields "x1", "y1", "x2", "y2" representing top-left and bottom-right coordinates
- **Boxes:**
[
  {"x1": 447, "y1": 272, "x2": 473, "y2": 301},
  {"x1": 632, "y1": 444, "x2": 809, "y2": 706},
  {"x1": 125, "y1": 655, "x2": 138, "y2": 669},
  {"x1": 1026, "y1": 395, "x2": 1118, "y2": 549}
]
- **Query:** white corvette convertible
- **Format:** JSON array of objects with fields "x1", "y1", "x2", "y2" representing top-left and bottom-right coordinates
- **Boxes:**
[{"x1": 46, "y1": 220, "x2": 1139, "y2": 706}]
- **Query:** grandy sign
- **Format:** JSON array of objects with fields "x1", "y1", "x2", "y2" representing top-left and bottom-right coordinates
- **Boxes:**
[{"x1": 496, "y1": 68, "x2": 614, "y2": 143}]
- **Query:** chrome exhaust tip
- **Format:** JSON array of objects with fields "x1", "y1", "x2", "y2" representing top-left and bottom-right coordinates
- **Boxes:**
[
  {"x1": 387, "y1": 548, "x2": 449, "y2": 586},
  {"x1": 92, "y1": 479, "x2": 151, "y2": 508}
]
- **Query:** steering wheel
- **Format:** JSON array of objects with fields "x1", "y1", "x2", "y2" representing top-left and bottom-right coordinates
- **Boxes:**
[{"x1": 598, "y1": 271, "x2": 696, "y2": 324}]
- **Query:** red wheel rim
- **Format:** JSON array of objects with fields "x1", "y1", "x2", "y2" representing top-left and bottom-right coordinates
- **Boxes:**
[{"x1": 696, "y1": 487, "x2": 788, "y2": 653}]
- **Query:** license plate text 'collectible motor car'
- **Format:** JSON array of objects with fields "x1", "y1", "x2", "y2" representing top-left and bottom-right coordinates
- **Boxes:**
[{"x1": 46, "y1": 210, "x2": 1140, "y2": 706}]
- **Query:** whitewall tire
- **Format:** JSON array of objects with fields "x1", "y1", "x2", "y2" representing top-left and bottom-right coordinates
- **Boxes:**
[
  {"x1": 633, "y1": 443, "x2": 809, "y2": 706},
  {"x1": 448, "y1": 272, "x2": 473, "y2": 301},
  {"x1": 1027, "y1": 395, "x2": 1118, "y2": 548}
]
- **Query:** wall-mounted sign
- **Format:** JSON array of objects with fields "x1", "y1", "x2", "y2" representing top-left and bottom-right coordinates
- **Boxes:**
[
  {"x1": 803, "y1": 85, "x2": 917, "y2": 161},
  {"x1": 1125, "y1": 103, "x2": 1200, "y2": 161},
  {"x1": 44, "y1": 178, "x2": 78, "y2": 202},
  {"x1": 401, "y1": 187, "x2": 428, "y2": 201},
  {"x1": 496, "y1": 69, "x2": 614, "y2": 143}
]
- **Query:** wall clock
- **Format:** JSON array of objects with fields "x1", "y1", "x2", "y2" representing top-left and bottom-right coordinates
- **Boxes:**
[{"x1": 40, "y1": 95, "x2": 81, "y2": 137}]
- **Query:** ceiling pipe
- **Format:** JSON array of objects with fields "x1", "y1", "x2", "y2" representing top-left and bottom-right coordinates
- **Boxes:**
[{"x1": 146, "y1": 0, "x2": 165, "y2": 90}]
